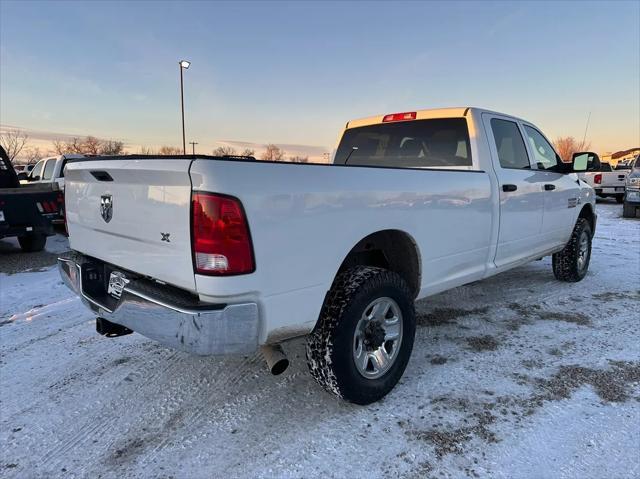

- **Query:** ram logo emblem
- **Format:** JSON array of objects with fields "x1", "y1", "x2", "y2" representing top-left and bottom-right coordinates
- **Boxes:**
[
  {"x1": 161, "y1": 233, "x2": 171, "y2": 242},
  {"x1": 100, "y1": 195, "x2": 113, "y2": 223}
]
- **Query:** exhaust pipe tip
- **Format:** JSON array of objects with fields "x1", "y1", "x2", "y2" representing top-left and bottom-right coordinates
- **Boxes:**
[{"x1": 261, "y1": 344, "x2": 289, "y2": 375}]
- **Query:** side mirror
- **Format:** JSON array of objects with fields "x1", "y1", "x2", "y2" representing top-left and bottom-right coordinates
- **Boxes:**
[
  {"x1": 571, "y1": 152, "x2": 600, "y2": 172},
  {"x1": 17, "y1": 172, "x2": 28, "y2": 181},
  {"x1": 29, "y1": 175, "x2": 40, "y2": 182}
]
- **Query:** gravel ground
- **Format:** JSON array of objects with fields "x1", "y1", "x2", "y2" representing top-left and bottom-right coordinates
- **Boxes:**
[
  {"x1": 0, "y1": 201, "x2": 638, "y2": 478},
  {"x1": 0, "y1": 235, "x2": 69, "y2": 275}
]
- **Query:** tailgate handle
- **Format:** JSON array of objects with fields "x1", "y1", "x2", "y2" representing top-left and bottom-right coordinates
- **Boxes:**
[{"x1": 91, "y1": 171, "x2": 113, "y2": 182}]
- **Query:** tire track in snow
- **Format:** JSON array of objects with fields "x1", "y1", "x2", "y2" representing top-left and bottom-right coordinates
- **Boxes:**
[{"x1": 38, "y1": 348, "x2": 183, "y2": 471}]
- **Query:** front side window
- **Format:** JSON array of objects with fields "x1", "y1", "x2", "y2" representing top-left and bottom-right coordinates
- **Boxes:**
[
  {"x1": 30, "y1": 160, "x2": 44, "y2": 180},
  {"x1": 490, "y1": 118, "x2": 530, "y2": 169},
  {"x1": 523, "y1": 125, "x2": 559, "y2": 170},
  {"x1": 335, "y1": 118, "x2": 472, "y2": 168},
  {"x1": 42, "y1": 160, "x2": 56, "y2": 180}
]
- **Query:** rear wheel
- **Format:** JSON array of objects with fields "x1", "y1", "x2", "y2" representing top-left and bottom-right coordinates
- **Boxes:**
[
  {"x1": 552, "y1": 218, "x2": 592, "y2": 282},
  {"x1": 18, "y1": 233, "x2": 47, "y2": 252},
  {"x1": 306, "y1": 266, "x2": 415, "y2": 405},
  {"x1": 623, "y1": 201, "x2": 637, "y2": 218}
]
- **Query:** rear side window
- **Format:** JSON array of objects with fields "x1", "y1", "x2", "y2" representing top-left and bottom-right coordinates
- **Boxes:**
[
  {"x1": 600, "y1": 163, "x2": 613, "y2": 172},
  {"x1": 490, "y1": 119, "x2": 530, "y2": 169},
  {"x1": 335, "y1": 118, "x2": 472, "y2": 168},
  {"x1": 42, "y1": 160, "x2": 56, "y2": 180}
]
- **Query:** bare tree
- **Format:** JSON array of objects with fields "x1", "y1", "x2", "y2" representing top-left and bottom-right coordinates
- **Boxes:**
[
  {"x1": 81, "y1": 136, "x2": 101, "y2": 155},
  {"x1": 24, "y1": 147, "x2": 44, "y2": 164},
  {"x1": 553, "y1": 137, "x2": 591, "y2": 163},
  {"x1": 52, "y1": 139, "x2": 68, "y2": 155},
  {"x1": 0, "y1": 130, "x2": 29, "y2": 162},
  {"x1": 212, "y1": 146, "x2": 237, "y2": 156},
  {"x1": 261, "y1": 144, "x2": 285, "y2": 161},
  {"x1": 64, "y1": 137, "x2": 84, "y2": 154},
  {"x1": 100, "y1": 140, "x2": 125, "y2": 156},
  {"x1": 157, "y1": 146, "x2": 182, "y2": 155},
  {"x1": 240, "y1": 148, "x2": 255, "y2": 157},
  {"x1": 289, "y1": 155, "x2": 309, "y2": 163},
  {"x1": 138, "y1": 146, "x2": 154, "y2": 155}
]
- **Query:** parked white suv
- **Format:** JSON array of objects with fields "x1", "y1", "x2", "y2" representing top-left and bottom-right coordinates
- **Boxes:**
[{"x1": 58, "y1": 107, "x2": 598, "y2": 404}]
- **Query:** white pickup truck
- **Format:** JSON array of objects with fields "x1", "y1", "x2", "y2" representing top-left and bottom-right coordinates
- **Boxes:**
[
  {"x1": 23, "y1": 154, "x2": 85, "y2": 188},
  {"x1": 578, "y1": 161, "x2": 629, "y2": 203},
  {"x1": 58, "y1": 107, "x2": 598, "y2": 404}
]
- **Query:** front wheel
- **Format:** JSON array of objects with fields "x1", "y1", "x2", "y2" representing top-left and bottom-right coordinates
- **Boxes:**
[
  {"x1": 552, "y1": 218, "x2": 592, "y2": 282},
  {"x1": 18, "y1": 233, "x2": 47, "y2": 252},
  {"x1": 306, "y1": 266, "x2": 416, "y2": 405}
]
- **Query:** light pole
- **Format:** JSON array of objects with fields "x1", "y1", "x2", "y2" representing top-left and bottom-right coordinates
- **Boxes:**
[
  {"x1": 179, "y1": 60, "x2": 191, "y2": 155},
  {"x1": 189, "y1": 141, "x2": 198, "y2": 155}
]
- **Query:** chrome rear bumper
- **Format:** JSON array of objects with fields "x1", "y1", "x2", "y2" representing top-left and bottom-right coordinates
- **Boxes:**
[{"x1": 58, "y1": 253, "x2": 259, "y2": 355}]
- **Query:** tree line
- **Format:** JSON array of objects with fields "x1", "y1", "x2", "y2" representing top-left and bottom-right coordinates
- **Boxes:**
[{"x1": 0, "y1": 129, "x2": 311, "y2": 165}]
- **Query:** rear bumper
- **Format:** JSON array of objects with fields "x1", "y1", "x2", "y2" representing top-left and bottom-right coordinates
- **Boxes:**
[
  {"x1": 58, "y1": 253, "x2": 259, "y2": 355},
  {"x1": 595, "y1": 187, "x2": 624, "y2": 196}
]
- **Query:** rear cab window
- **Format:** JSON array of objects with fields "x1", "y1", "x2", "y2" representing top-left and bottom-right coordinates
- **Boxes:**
[{"x1": 335, "y1": 118, "x2": 472, "y2": 169}]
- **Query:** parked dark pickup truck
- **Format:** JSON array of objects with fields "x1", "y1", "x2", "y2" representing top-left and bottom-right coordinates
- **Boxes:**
[{"x1": 0, "y1": 146, "x2": 64, "y2": 252}]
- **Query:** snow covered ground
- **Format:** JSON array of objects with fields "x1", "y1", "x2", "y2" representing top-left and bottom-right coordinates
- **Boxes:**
[{"x1": 1, "y1": 201, "x2": 638, "y2": 478}]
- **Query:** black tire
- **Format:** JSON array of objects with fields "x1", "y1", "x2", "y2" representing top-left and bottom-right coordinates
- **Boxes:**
[
  {"x1": 615, "y1": 194, "x2": 624, "y2": 204},
  {"x1": 306, "y1": 266, "x2": 416, "y2": 405},
  {"x1": 623, "y1": 202, "x2": 636, "y2": 218},
  {"x1": 552, "y1": 218, "x2": 592, "y2": 282},
  {"x1": 17, "y1": 233, "x2": 47, "y2": 252}
]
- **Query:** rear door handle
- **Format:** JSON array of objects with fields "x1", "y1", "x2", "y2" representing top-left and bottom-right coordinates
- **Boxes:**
[
  {"x1": 502, "y1": 184, "x2": 517, "y2": 192},
  {"x1": 544, "y1": 184, "x2": 556, "y2": 191}
]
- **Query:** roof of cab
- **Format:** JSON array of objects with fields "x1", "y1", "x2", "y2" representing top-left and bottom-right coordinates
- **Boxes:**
[{"x1": 344, "y1": 107, "x2": 523, "y2": 130}]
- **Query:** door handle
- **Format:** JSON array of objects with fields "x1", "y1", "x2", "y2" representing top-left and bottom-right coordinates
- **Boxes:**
[
  {"x1": 544, "y1": 184, "x2": 556, "y2": 191},
  {"x1": 502, "y1": 184, "x2": 517, "y2": 192}
]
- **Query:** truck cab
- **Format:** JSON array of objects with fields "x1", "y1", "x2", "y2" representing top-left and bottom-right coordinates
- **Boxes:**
[{"x1": 25, "y1": 154, "x2": 85, "y2": 188}]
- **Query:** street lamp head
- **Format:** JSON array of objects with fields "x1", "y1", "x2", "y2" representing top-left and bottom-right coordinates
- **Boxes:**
[{"x1": 179, "y1": 60, "x2": 191, "y2": 69}]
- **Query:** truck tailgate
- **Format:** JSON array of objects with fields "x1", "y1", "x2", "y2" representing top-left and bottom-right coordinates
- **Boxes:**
[{"x1": 64, "y1": 158, "x2": 196, "y2": 291}]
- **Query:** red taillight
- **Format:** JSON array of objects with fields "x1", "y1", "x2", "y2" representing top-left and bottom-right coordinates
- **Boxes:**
[
  {"x1": 191, "y1": 192, "x2": 255, "y2": 275},
  {"x1": 594, "y1": 173, "x2": 602, "y2": 184},
  {"x1": 382, "y1": 112, "x2": 417, "y2": 123}
]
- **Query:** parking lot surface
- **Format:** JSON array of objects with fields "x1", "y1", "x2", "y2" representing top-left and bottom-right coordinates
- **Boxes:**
[{"x1": 1, "y1": 202, "x2": 638, "y2": 478}]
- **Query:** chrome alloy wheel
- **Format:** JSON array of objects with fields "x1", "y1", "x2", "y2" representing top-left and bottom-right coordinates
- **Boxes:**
[
  {"x1": 577, "y1": 231, "x2": 590, "y2": 271},
  {"x1": 352, "y1": 297, "x2": 403, "y2": 379}
]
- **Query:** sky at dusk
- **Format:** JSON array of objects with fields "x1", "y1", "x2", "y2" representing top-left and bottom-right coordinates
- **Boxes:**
[{"x1": 1, "y1": 0, "x2": 638, "y2": 160}]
